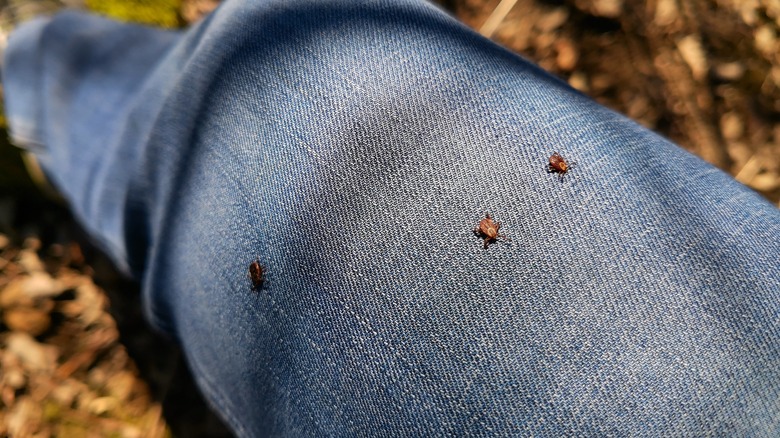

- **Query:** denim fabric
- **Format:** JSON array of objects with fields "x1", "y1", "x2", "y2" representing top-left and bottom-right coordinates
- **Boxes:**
[{"x1": 4, "y1": 0, "x2": 780, "y2": 436}]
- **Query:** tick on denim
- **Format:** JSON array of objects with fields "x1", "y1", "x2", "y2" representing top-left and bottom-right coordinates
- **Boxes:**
[
  {"x1": 249, "y1": 259, "x2": 265, "y2": 289},
  {"x1": 548, "y1": 152, "x2": 575, "y2": 180},
  {"x1": 473, "y1": 213, "x2": 511, "y2": 249}
]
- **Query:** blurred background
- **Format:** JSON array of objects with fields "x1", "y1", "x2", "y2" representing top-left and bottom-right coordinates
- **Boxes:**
[{"x1": 0, "y1": 0, "x2": 778, "y2": 436}]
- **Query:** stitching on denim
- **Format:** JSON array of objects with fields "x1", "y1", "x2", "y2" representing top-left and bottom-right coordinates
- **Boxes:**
[
  {"x1": 207, "y1": 158, "x2": 328, "y2": 433},
  {"x1": 182, "y1": 348, "x2": 252, "y2": 437}
]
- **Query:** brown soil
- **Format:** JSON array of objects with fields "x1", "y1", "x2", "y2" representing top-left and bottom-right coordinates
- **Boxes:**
[{"x1": 0, "y1": 199, "x2": 232, "y2": 437}]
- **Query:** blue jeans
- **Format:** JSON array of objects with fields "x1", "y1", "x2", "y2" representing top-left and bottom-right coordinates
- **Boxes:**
[{"x1": 4, "y1": 1, "x2": 780, "y2": 435}]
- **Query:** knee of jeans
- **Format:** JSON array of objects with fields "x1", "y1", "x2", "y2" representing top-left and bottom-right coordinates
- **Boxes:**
[{"x1": 147, "y1": 0, "x2": 564, "y2": 335}]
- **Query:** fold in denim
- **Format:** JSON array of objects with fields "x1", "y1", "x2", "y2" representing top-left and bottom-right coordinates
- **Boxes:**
[{"x1": 4, "y1": 0, "x2": 780, "y2": 435}]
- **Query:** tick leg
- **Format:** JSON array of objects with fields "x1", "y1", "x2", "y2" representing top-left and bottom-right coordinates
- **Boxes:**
[{"x1": 483, "y1": 238, "x2": 489, "y2": 249}]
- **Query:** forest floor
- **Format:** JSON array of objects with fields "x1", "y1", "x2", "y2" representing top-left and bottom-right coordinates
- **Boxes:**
[{"x1": 1, "y1": 0, "x2": 778, "y2": 436}]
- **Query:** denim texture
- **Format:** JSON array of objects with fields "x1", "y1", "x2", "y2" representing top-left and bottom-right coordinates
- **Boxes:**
[{"x1": 4, "y1": 0, "x2": 780, "y2": 436}]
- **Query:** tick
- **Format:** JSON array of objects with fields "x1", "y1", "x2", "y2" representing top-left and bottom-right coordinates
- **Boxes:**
[
  {"x1": 548, "y1": 152, "x2": 575, "y2": 180},
  {"x1": 248, "y1": 259, "x2": 266, "y2": 290},
  {"x1": 473, "y1": 212, "x2": 511, "y2": 249}
]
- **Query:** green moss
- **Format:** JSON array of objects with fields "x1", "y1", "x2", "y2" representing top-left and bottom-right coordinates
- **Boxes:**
[
  {"x1": 85, "y1": 0, "x2": 183, "y2": 28},
  {"x1": 56, "y1": 423, "x2": 90, "y2": 438},
  {"x1": 42, "y1": 401, "x2": 62, "y2": 421}
]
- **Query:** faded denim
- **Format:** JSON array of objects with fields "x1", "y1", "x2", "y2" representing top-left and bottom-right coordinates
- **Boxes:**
[{"x1": 4, "y1": 0, "x2": 780, "y2": 436}]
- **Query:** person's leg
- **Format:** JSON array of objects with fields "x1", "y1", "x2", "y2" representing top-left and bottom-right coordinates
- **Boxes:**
[{"x1": 5, "y1": 0, "x2": 780, "y2": 435}]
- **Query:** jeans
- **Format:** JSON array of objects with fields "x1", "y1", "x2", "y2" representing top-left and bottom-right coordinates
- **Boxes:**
[{"x1": 4, "y1": 0, "x2": 780, "y2": 436}]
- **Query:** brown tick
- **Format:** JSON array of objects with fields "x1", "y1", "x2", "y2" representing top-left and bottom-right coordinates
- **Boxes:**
[
  {"x1": 248, "y1": 259, "x2": 266, "y2": 290},
  {"x1": 548, "y1": 152, "x2": 575, "y2": 180},
  {"x1": 473, "y1": 212, "x2": 511, "y2": 249}
]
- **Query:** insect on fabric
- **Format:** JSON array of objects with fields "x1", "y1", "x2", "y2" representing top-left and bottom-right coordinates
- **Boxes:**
[
  {"x1": 548, "y1": 152, "x2": 575, "y2": 180},
  {"x1": 248, "y1": 259, "x2": 266, "y2": 290},
  {"x1": 473, "y1": 213, "x2": 511, "y2": 249}
]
